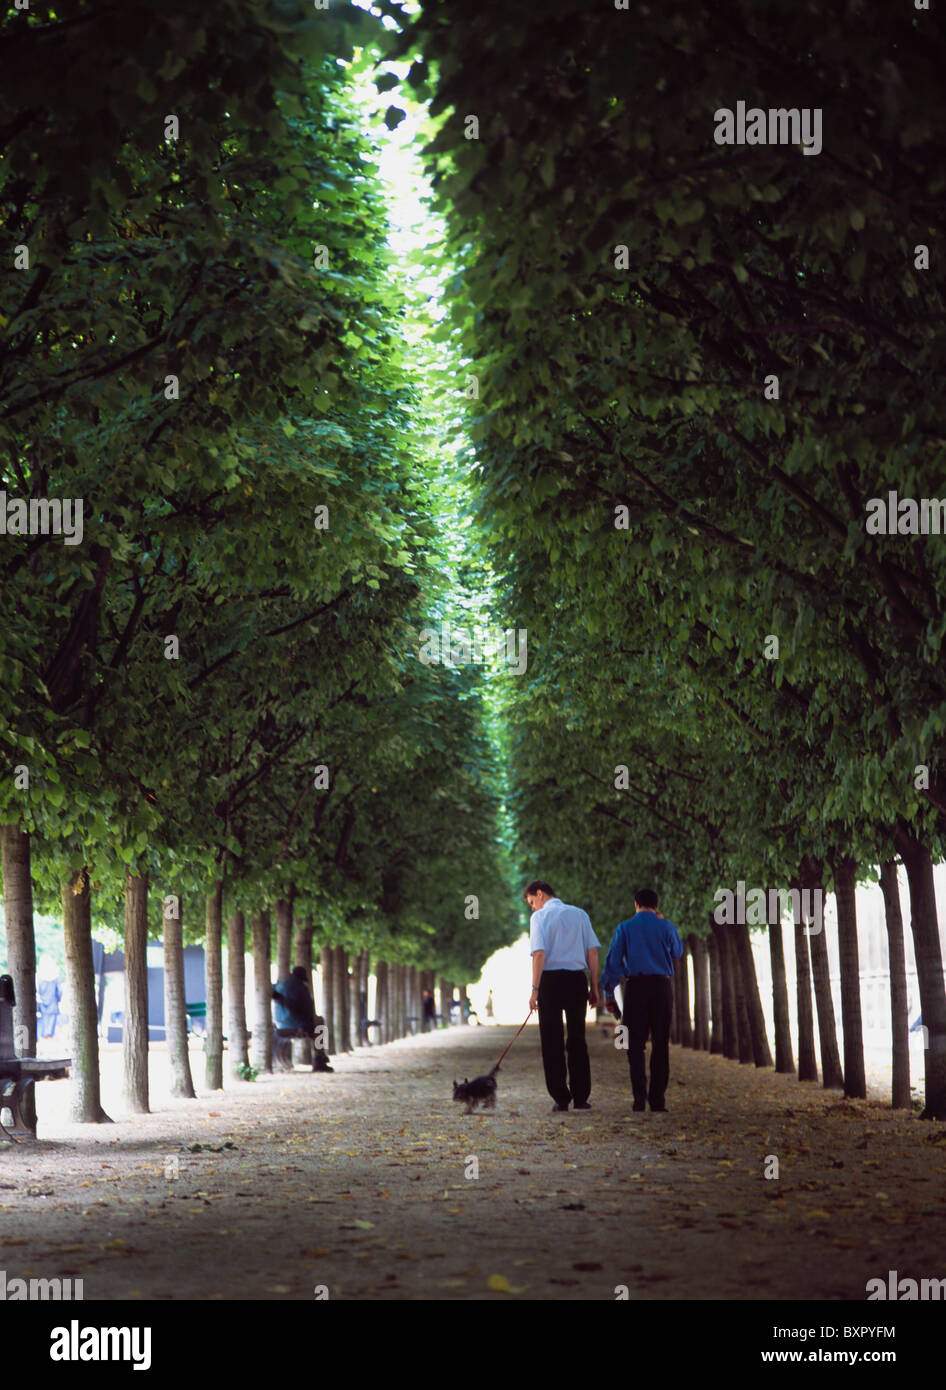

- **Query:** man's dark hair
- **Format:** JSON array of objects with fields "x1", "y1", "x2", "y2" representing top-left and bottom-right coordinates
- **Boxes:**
[
  {"x1": 635, "y1": 889, "x2": 659, "y2": 910},
  {"x1": 523, "y1": 880, "x2": 555, "y2": 903},
  {"x1": 291, "y1": 965, "x2": 308, "y2": 980}
]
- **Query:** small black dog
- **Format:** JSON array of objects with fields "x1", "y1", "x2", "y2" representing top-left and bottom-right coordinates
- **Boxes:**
[{"x1": 452, "y1": 1065, "x2": 499, "y2": 1114}]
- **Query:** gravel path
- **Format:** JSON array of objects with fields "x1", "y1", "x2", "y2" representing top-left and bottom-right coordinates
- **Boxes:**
[{"x1": 3, "y1": 1023, "x2": 944, "y2": 1301}]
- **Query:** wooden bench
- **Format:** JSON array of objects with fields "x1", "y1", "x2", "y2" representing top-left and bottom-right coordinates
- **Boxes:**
[{"x1": 0, "y1": 974, "x2": 71, "y2": 1142}]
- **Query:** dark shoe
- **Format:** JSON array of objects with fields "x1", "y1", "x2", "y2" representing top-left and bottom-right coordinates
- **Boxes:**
[
  {"x1": 650, "y1": 1104, "x2": 667, "y2": 1112},
  {"x1": 632, "y1": 1101, "x2": 646, "y2": 1112},
  {"x1": 552, "y1": 1102, "x2": 570, "y2": 1112},
  {"x1": 574, "y1": 1102, "x2": 591, "y2": 1110}
]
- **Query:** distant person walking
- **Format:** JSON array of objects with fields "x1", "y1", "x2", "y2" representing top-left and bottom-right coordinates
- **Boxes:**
[
  {"x1": 601, "y1": 889, "x2": 683, "y2": 1112},
  {"x1": 524, "y1": 880, "x2": 599, "y2": 1111},
  {"x1": 422, "y1": 988, "x2": 437, "y2": 1032},
  {"x1": 485, "y1": 990, "x2": 495, "y2": 1022}
]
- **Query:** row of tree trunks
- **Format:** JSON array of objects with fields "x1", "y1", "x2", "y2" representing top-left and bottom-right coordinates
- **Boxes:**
[
  {"x1": 1, "y1": 826, "x2": 464, "y2": 1119},
  {"x1": 364, "y1": 962, "x2": 436, "y2": 1042},
  {"x1": 31, "y1": 828, "x2": 936, "y2": 1120},
  {"x1": 690, "y1": 860, "x2": 924, "y2": 1114}
]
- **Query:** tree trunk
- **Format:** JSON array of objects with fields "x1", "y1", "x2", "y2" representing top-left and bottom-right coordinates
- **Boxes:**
[
  {"x1": 294, "y1": 919, "x2": 314, "y2": 983},
  {"x1": 792, "y1": 879, "x2": 818, "y2": 1082},
  {"x1": 878, "y1": 859, "x2": 911, "y2": 1110},
  {"x1": 348, "y1": 949, "x2": 361, "y2": 1048},
  {"x1": 768, "y1": 915, "x2": 795, "y2": 1074},
  {"x1": 2, "y1": 824, "x2": 37, "y2": 1130},
  {"x1": 204, "y1": 880, "x2": 224, "y2": 1091},
  {"x1": 716, "y1": 923, "x2": 752, "y2": 1062},
  {"x1": 360, "y1": 951, "x2": 370, "y2": 1042},
  {"x1": 275, "y1": 895, "x2": 293, "y2": 982},
  {"x1": 439, "y1": 976, "x2": 451, "y2": 1029},
  {"x1": 320, "y1": 945, "x2": 336, "y2": 1054},
  {"x1": 669, "y1": 965, "x2": 680, "y2": 1045},
  {"x1": 62, "y1": 869, "x2": 110, "y2": 1123},
  {"x1": 227, "y1": 910, "x2": 249, "y2": 1078},
  {"x1": 732, "y1": 921, "x2": 772, "y2": 1066},
  {"x1": 374, "y1": 960, "x2": 387, "y2": 1043},
  {"x1": 829, "y1": 855, "x2": 866, "y2": 1098},
  {"x1": 689, "y1": 935, "x2": 710, "y2": 1051},
  {"x1": 250, "y1": 910, "x2": 273, "y2": 1073},
  {"x1": 389, "y1": 963, "x2": 399, "y2": 1038},
  {"x1": 676, "y1": 947, "x2": 693, "y2": 1046},
  {"x1": 707, "y1": 924, "x2": 724, "y2": 1054},
  {"x1": 121, "y1": 870, "x2": 150, "y2": 1113},
  {"x1": 164, "y1": 891, "x2": 196, "y2": 1097},
  {"x1": 892, "y1": 824, "x2": 946, "y2": 1120},
  {"x1": 808, "y1": 903, "x2": 844, "y2": 1089},
  {"x1": 334, "y1": 946, "x2": 351, "y2": 1052},
  {"x1": 710, "y1": 921, "x2": 738, "y2": 1059}
]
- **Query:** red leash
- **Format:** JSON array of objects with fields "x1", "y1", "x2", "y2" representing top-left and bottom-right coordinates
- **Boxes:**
[{"x1": 491, "y1": 1008, "x2": 535, "y2": 1072}]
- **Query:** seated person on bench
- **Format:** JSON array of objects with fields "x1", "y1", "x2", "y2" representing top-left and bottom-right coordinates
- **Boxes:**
[{"x1": 271, "y1": 967, "x2": 333, "y2": 1073}]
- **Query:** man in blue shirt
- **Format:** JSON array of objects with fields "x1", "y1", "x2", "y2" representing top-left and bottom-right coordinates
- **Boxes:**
[
  {"x1": 525, "y1": 880, "x2": 600, "y2": 1111},
  {"x1": 272, "y1": 967, "x2": 333, "y2": 1073},
  {"x1": 600, "y1": 889, "x2": 683, "y2": 1112}
]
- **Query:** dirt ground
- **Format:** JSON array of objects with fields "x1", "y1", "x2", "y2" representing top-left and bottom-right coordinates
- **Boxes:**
[{"x1": 2, "y1": 1023, "x2": 945, "y2": 1301}]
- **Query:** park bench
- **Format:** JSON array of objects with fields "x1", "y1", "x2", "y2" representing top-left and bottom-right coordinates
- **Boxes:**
[
  {"x1": 0, "y1": 974, "x2": 70, "y2": 1142},
  {"x1": 185, "y1": 1000, "x2": 206, "y2": 1036}
]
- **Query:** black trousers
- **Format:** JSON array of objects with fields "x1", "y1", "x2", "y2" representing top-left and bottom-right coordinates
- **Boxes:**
[
  {"x1": 622, "y1": 975, "x2": 673, "y2": 1107},
  {"x1": 538, "y1": 970, "x2": 591, "y2": 1107}
]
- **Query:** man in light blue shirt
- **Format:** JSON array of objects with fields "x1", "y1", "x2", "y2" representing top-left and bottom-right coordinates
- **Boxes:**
[{"x1": 525, "y1": 880, "x2": 599, "y2": 1111}]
